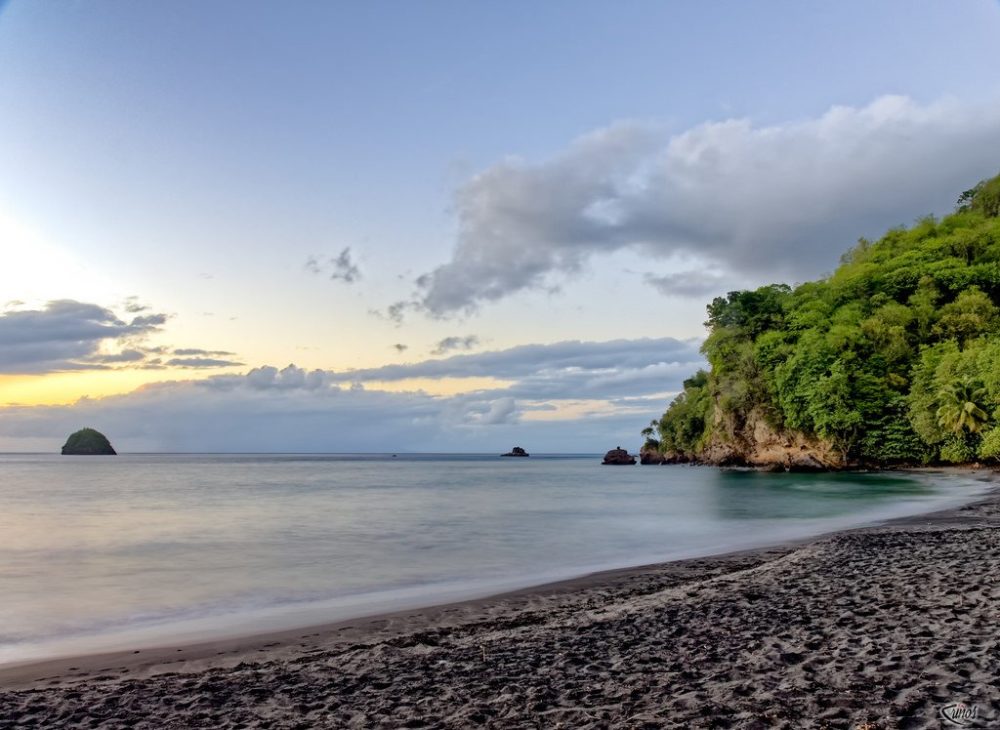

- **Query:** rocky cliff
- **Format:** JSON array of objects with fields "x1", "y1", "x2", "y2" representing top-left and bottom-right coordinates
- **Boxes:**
[
  {"x1": 639, "y1": 442, "x2": 666, "y2": 465},
  {"x1": 666, "y1": 407, "x2": 843, "y2": 471}
]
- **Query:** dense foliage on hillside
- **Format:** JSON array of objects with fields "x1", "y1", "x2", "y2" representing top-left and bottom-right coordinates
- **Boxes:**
[{"x1": 652, "y1": 173, "x2": 1000, "y2": 466}]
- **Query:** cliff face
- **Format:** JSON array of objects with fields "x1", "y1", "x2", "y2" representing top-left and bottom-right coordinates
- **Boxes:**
[
  {"x1": 639, "y1": 443, "x2": 666, "y2": 465},
  {"x1": 668, "y1": 407, "x2": 844, "y2": 471}
]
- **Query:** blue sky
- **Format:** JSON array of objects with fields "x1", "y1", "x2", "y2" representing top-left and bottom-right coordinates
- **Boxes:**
[{"x1": 2, "y1": 1, "x2": 1000, "y2": 451}]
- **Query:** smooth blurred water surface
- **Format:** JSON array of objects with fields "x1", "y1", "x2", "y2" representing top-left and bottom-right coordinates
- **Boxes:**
[{"x1": 0, "y1": 453, "x2": 988, "y2": 663}]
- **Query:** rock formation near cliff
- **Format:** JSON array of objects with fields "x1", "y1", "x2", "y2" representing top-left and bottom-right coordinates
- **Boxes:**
[{"x1": 602, "y1": 447, "x2": 636, "y2": 465}]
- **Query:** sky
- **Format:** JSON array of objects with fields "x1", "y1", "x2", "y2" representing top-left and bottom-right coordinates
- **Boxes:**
[{"x1": 2, "y1": 0, "x2": 1000, "y2": 452}]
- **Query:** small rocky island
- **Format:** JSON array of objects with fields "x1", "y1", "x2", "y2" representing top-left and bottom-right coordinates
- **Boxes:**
[
  {"x1": 602, "y1": 446, "x2": 636, "y2": 465},
  {"x1": 501, "y1": 446, "x2": 529, "y2": 457},
  {"x1": 61, "y1": 428, "x2": 117, "y2": 455}
]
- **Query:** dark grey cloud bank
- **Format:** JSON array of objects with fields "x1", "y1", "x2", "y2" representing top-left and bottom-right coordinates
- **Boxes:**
[
  {"x1": 0, "y1": 300, "x2": 242, "y2": 373},
  {"x1": 325, "y1": 336, "x2": 701, "y2": 384},
  {"x1": 0, "y1": 300, "x2": 166, "y2": 374},
  {"x1": 0, "y1": 338, "x2": 704, "y2": 452},
  {"x1": 397, "y1": 95, "x2": 1000, "y2": 316},
  {"x1": 197, "y1": 337, "x2": 704, "y2": 405}
]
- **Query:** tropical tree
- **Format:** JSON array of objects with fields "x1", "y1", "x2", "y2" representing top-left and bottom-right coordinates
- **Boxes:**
[
  {"x1": 936, "y1": 378, "x2": 989, "y2": 435},
  {"x1": 956, "y1": 173, "x2": 1000, "y2": 217},
  {"x1": 971, "y1": 174, "x2": 1000, "y2": 217},
  {"x1": 932, "y1": 287, "x2": 999, "y2": 345},
  {"x1": 640, "y1": 419, "x2": 659, "y2": 446},
  {"x1": 977, "y1": 427, "x2": 1000, "y2": 462}
]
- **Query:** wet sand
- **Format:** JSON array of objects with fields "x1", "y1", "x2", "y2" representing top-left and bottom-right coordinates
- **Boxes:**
[{"x1": 2, "y1": 474, "x2": 999, "y2": 728}]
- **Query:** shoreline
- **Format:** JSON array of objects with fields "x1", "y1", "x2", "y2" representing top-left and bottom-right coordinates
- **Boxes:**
[
  {"x1": 0, "y1": 468, "x2": 991, "y2": 688},
  {"x1": 0, "y1": 472, "x2": 997, "y2": 726}
]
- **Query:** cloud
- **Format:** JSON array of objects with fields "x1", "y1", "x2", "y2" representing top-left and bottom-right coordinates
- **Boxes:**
[
  {"x1": 172, "y1": 348, "x2": 237, "y2": 356},
  {"x1": 460, "y1": 396, "x2": 519, "y2": 425},
  {"x1": 0, "y1": 369, "x2": 528, "y2": 452},
  {"x1": 402, "y1": 95, "x2": 1000, "y2": 316},
  {"x1": 492, "y1": 361, "x2": 696, "y2": 402},
  {"x1": 241, "y1": 364, "x2": 329, "y2": 390},
  {"x1": 166, "y1": 357, "x2": 244, "y2": 369},
  {"x1": 431, "y1": 334, "x2": 480, "y2": 356},
  {"x1": 643, "y1": 271, "x2": 728, "y2": 298},
  {"x1": 0, "y1": 337, "x2": 704, "y2": 452},
  {"x1": 0, "y1": 299, "x2": 249, "y2": 374},
  {"x1": 306, "y1": 247, "x2": 361, "y2": 284},
  {"x1": 122, "y1": 296, "x2": 149, "y2": 313},
  {"x1": 0, "y1": 370, "x2": 649, "y2": 453},
  {"x1": 328, "y1": 337, "x2": 705, "y2": 409},
  {"x1": 93, "y1": 349, "x2": 147, "y2": 364},
  {"x1": 370, "y1": 300, "x2": 416, "y2": 325},
  {"x1": 0, "y1": 299, "x2": 167, "y2": 374},
  {"x1": 129, "y1": 314, "x2": 168, "y2": 327},
  {"x1": 392, "y1": 343, "x2": 408, "y2": 353},
  {"x1": 327, "y1": 336, "x2": 701, "y2": 385}
]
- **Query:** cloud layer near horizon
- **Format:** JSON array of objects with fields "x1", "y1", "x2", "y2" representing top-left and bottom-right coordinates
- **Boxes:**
[
  {"x1": 0, "y1": 337, "x2": 704, "y2": 452},
  {"x1": 402, "y1": 95, "x2": 1000, "y2": 316},
  {"x1": 0, "y1": 300, "x2": 243, "y2": 374}
]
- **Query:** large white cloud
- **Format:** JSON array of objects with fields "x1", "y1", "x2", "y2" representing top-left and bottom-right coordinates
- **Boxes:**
[{"x1": 406, "y1": 95, "x2": 1000, "y2": 316}]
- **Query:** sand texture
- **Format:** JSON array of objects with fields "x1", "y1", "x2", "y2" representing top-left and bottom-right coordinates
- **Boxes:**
[{"x1": 2, "y1": 484, "x2": 999, "y2": 728}]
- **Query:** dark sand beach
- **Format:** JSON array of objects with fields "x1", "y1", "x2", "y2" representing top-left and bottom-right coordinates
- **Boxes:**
[{"x1": 2, "y1": 474, "x2": 999, "y2": 729}]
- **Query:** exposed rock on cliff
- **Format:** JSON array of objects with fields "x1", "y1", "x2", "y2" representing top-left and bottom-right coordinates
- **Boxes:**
[
  {"x1": 639, "y1": 442, "x2": 666, "y2": 465},
  {"x1": 61, "y1": 428, "x2": 117, "y2": 455},
  {"x1": 668, "y1": 407, "x2": 842, "y2": 471},
  {"x1": 602, "y1": 447, "x2": 636, "y2": 465}
]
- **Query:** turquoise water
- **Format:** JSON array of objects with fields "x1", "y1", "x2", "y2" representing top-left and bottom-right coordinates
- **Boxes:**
[{"x1": 0, "y1": 454, "x2": 988, "y2": 664}]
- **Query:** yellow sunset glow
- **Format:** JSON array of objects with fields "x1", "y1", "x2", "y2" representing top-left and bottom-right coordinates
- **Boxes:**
[
  {"x1": 0, "y1": 371, "x2": 191, "y2": 406},
  {"x1": 0, "y1": 371, "x2": 516, "y2": 407}
]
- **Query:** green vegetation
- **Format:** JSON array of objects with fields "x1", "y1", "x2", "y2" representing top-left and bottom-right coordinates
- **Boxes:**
[
  {"x1": 61, "y1": 427, "x2": 117, "y2": 455},
  {"x1": 653, "y1": 172, "x2": 1000, "y2": 466}
]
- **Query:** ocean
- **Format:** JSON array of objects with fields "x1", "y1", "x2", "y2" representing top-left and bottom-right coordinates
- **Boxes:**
[{"x1": 0, "y1": 453, "x2": 988, "y2": 665}]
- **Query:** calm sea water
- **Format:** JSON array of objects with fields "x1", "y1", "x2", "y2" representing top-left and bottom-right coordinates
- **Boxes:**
[{"x1": 0, "y1": 453, "x2": 989, "y2": 664}]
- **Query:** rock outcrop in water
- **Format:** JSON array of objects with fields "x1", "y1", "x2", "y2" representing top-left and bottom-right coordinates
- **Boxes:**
[
  {"x1": 61, "y1": 428, "x2": 117, "y2": 455},
  {"x1": 602, "y1": 447, "x2": 636, "y2": 465},
  {"x1": 502, "y1": 446, "x2": 529, "y2": 457}
]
